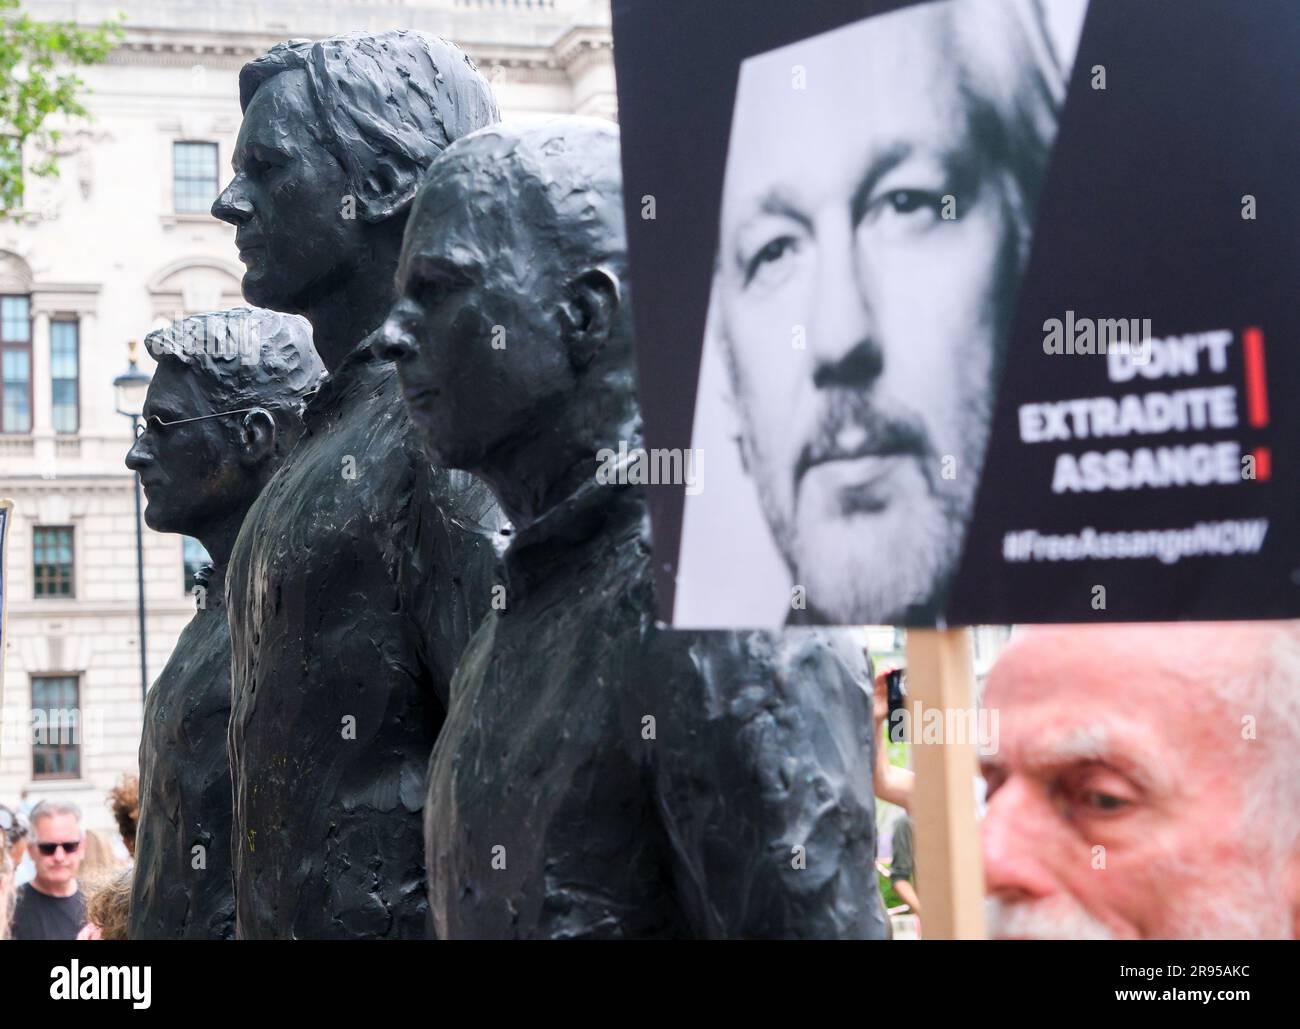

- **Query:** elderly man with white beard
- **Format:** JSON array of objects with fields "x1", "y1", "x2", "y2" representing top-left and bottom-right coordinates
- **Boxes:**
[{"x1": 981, "y1": 621, "x2": 1300, "y2": 940}]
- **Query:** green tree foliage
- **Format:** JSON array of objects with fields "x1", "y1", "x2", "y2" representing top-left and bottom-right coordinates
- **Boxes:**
[{"x1": 1, "y1": 0, "x2": 123, "y2": 214}]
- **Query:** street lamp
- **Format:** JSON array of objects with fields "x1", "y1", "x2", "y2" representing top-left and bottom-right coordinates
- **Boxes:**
[{"x1": 113, "y1": 340, "x2": 151, "y2": 703}]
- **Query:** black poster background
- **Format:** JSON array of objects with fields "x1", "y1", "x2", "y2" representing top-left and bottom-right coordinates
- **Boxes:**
[{"x1": 613, "y1": 0, "x2": 1300, "y2": 625}]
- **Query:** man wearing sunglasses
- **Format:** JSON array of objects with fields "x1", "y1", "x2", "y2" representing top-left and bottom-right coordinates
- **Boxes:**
[
  {"x1": 124, "y1": 307, "x2": 322, "y2": 939},
  {"x1": 11, "y1": 801, "x2": 86, "y2": 940}
]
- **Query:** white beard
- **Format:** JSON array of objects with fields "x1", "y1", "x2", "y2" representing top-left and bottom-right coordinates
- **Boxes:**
[
  {"x1": 1158, "y1": 867, "x2": 1291, "y2": 940},
  {"x1": 790, "y1": 488, "x2": 962, "y2": 622},
  {"x1": 989, "y1": 873, "x2": 1291, "y2": 941},
  {"x1": 987, "y1": 897, "x2": 1118, "y2": 940}
]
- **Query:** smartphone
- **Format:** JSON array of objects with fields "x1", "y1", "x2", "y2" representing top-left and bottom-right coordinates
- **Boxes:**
[{"x1": 886, "y1": 668, "x2": 907, "y2": 721}]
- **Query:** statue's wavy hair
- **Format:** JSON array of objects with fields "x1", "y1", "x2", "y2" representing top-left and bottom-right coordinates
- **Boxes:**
[
  {"x1": 239, "y1": 31, "x2": 500, "y2": 223},
  {"x1": 144, "y1": 307, "x2": 324, "y2": 428}
]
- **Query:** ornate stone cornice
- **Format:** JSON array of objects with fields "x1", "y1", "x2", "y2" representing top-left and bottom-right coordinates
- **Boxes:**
[
  {"x1": 553, "y1": 25, "x2": 613, "y2": 68},
  {"x1": 102, "y1": 23, "x2": 613, "y2": 79}
]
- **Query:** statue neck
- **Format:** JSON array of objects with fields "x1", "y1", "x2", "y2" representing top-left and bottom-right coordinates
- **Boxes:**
[
  {"x1": 194, "y1": 507, "x2": 246, "y2": 572},
  {"x1": 481, "y1": 374, "x2": 643, "y2": 534},
  {"x1": 303, "y1": 218, "x2": 407, "y2": 373},
  {"x1": 195, "y1": 475, "x2": 275, "y2": 571}
]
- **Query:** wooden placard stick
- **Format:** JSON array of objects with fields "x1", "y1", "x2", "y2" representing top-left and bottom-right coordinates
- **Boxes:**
[{"x1": 905, "y1": 627, "x2": 986, "y2": 939}]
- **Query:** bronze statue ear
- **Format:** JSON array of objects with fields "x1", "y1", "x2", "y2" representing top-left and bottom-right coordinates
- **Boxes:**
[
  {"x1": 237, "y1": 408, "x2": 278, "y2": 468},
  {"x1": 560, "y1": 267, "x2": 621, "y2": 371},
  {"x1": 350, "y1": 162, "x2": 421, "y2": 224}
]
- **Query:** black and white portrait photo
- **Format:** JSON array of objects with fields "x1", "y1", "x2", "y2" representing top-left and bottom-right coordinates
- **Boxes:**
[
  {"x1": 616, "y1": 0, "x2": 1300, "y2": 628},
  {"x1": 674, "y1": 0, "x2": 1088, "y2": 626}
]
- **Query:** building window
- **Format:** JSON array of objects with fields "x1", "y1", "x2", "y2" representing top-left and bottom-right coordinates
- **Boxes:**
[
  {"x1": 173, "y1": 141, "x2": 219, "y2": 213},
  {"x1": 182, "y1": 536, "x2": 210, "y2": 594},
  {"x1": 50, "y1": 319, "x2": 79, "y2": 434},
  {"x1": 1, "y1": 294, "x2": 31, "y2": 433},
  {"x1": 33, "y1": 526, "x2": 74, "y2": 598},
  {"x1": 31, "y1": 676, "x2": 80, "y2": 780}
]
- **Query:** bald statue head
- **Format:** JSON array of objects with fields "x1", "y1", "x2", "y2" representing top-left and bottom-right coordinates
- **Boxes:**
[
  {"x1": 982, "y1": 621, "x2": 1300, "y2": 939},
  {"x1": 380, "y1": 117, "x2": 632, "y2": 522}
]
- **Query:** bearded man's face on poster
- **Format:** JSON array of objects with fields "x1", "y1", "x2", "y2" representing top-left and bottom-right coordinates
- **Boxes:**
[{"x1": 713, "y1": 0, "x2": 1067, "y2": 623}]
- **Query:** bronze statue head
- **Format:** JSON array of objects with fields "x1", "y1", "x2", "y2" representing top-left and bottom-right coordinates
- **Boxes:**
[
  {"x1": 126, "y1": 307, "x2": 322, "y2": 544},
  {"x1": 380, "y1": 117, "x2": 633, "y2": 522},
  {"x1": 212, "y1": 32, "x2": 499, "y2": 326}
]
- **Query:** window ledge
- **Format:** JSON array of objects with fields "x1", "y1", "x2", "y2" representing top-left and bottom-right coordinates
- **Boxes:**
[
  {"x1": 0, "y1": 435, "x2": 36, "y2": 456},
  {"x1": 24, "y1": 779, "x2": 88, "y2": 794}
]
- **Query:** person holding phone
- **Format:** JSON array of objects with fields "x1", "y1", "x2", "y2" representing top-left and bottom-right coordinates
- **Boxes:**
[{"x1": 873, "y1": 663, "x2": 916, "y2": 810}]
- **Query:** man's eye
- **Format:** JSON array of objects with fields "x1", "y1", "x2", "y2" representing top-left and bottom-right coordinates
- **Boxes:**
[
  {"x1": 414, "y1": 276, "x2": 451, "y2": 305},
  {"x1": 1080, "y1": 790, "x2": 1129, "y2": 813},
  {"x1": 743, "y1": 235, "x2": 800, "y2": 287},
  {"x1": 243, "y1": 154, "x2": 277, "y2": 177},
  {"x1": 883, "y1": 189, "x2": 944, "y2": 216}
]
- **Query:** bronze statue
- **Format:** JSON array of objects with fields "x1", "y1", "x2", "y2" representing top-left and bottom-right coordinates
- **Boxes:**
[
  {"x1": 379, "y1": 118, "x2": 885, "y2": 939},
  {"x1": 211, "y1": 31, "x2": 503, "y2": 939},
  {"x1": 126, "y1": 308, "x2": 322, "y2": 939}
]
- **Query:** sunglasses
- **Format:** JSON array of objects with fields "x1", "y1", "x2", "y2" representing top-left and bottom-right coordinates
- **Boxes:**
[{"x1": 35, "y1": 839, "x2": 81, "y2": 856}]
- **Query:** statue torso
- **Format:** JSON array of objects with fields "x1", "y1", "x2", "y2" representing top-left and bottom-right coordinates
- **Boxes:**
[
  {"x1": 425, "y1": 487, "x2": 886, "y2": 940},
  {"x1": 425, "y1": 513, "x2": 677, "y2": 939},
  {"x1": 226, "y1": 341, "x2": 502, "y2": 939},
  {"x1": 131, "y1": 566, "x2": 236, "y2": 940}
]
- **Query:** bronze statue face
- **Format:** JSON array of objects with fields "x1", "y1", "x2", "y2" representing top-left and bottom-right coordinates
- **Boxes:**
[
  {"x1": 380, "y1": 154, "x2": 574, "y2": 472},
  {"x1": 125, "y1": 309, "x2": 319, "y2": 544},
  {"x1": 212, "y1": 70, "x2": 364, "y2": 315},
  {"x1": 126, "y1": 361, "x2": 251, "y2": 537}
]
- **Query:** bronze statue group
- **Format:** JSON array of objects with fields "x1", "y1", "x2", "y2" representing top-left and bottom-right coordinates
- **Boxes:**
[{"x1": 127, "y1": 31, "x2": 885, "y2": 940}]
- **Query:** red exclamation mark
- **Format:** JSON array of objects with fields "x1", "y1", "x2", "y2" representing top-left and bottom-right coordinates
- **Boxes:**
[
  {"x1": 1243, "y1": 327, "x2": 1269, "y2": 428},
  {"x1": 1253, "y1": 446, "x2": 1272, "y2": 482}
]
